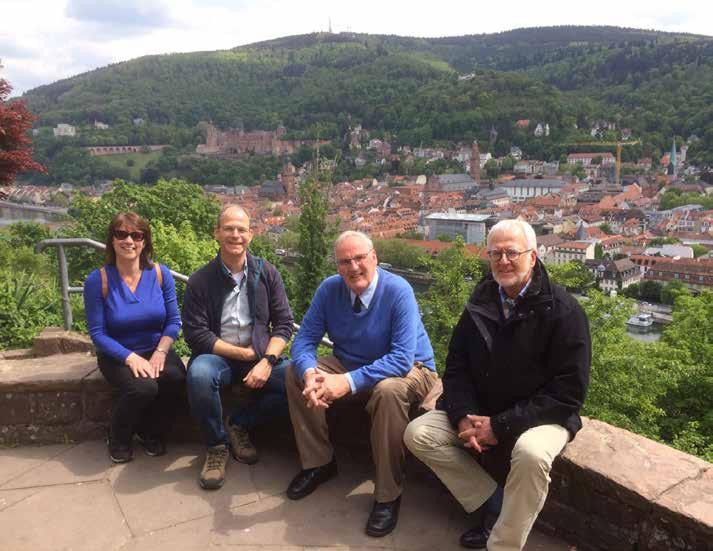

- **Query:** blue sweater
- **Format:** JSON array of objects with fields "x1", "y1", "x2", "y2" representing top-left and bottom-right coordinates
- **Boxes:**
[
  {"x1": 83, "y1": 264, "x2": 181, "y2": 362},
  {"x1": 291, "y1": 268, "x2": 435, "y2": 392}
]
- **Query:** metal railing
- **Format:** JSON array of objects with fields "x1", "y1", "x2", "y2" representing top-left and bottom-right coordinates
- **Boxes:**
[
  {"x1": 34, "y1": 238, "x2": 326, "y2": 346},
  {"x1": 36, "y1": 238, "x2": 189, "y2": 330}
]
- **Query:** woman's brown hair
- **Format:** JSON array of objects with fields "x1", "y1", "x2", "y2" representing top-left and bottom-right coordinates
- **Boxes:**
[{"x1": 104, "y1": 212, "x2": 154, "y2": 270}]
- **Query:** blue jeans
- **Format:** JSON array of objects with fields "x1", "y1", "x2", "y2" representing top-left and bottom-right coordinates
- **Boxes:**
[{"x1": 186, "y1": 354, "x2": 289, "y2": 447}]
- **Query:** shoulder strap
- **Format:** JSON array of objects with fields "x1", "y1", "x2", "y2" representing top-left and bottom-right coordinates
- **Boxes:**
[
  {"x1": 99, "y1": 267, "x2": 108, "y2": 299},
  {"x1": 155, "y1": 263, "x2": 163, "y2": 289},
  {"x1": 253, "y1": 258, "x2": 264, "y2": 289}
]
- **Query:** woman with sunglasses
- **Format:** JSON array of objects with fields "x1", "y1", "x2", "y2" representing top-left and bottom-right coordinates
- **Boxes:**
[{"x1": 83, "y1": 212, "x2": 185, "y2": 463}]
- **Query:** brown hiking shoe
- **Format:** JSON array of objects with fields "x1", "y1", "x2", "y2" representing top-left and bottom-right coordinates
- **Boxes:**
[
  {"x1": 199, "y1": 444, "x2": 229, "y2": 490},
  {"x1": 226, "y1": 420, "x2": 258, "y2": 465}
]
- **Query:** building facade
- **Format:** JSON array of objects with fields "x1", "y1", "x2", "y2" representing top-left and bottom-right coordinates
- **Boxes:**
[{"x1": 425, "y1": 213, "x2": 491, "y2": 244}]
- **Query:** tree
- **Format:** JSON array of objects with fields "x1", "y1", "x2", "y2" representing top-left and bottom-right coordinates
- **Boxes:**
[
  {"x1": 484, "y1": 158, "x2": 500, "y2": 179},
  {"x1": 690, "y1": 244, "x2": 709, "y2": 258},
  {"x1": 420, "y1": 236, "x2": 482, "y2": 371},
  {"x1": 546, "y1": 261, "x2": 595, "y2": 293},
  {"x1": 594, "y1": 243, "x2": 604, "y2": 259},
  {"x1": 295, "y1": 176, "x2": 332, "y2": 320},
  {"x1": 579, "y1": 291, "x2": 683, "y2": 439},
  {"x1": 660, "y1": 280, "x2": 690, "y2": 305},
  {"x1": 659, "y1": 292, "x2": 713, "y2": 460},
  {"x1": 373, "y1": 239, "x2": 429, "y2": 270},
  {"x1": 500, "y1": 155, "x2": 516, "y2": 172},
  {"x1": 70, "y1": 178, "x2": 221, "y2": 239},
  {"x1": 0, "y1": 78, "x2": 45, "y2": 183}
]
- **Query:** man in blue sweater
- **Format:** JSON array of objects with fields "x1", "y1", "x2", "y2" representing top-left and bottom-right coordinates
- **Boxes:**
[{"x1": 287, "y1": 230, "x2": 440, "y2": 537}]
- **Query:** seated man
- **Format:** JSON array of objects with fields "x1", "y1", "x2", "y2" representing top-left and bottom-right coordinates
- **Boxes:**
[
  {"x1": 183, "y1": 205, "x2": 294, "y2": 490},
  {"x1": 404, "y1": 219, "x2": 591, "y2": 551},
  {"x1": 287, "y1": 230, "x2": 440, "y2": 537}
]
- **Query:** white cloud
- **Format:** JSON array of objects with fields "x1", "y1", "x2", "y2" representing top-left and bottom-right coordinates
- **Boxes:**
[
  {"x1": 65, "y1": 0, "x2": 174, "y2": 28},
  {"x1": 1, "y1": 0, "x2": 711, "y2": 96}
]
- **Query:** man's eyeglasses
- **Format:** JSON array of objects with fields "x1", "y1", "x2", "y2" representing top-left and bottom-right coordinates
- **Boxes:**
[
  {"x1": 113, "y1": 230, "x2": 145, "y2": 242},
  {"x1": 221, "y1": 226, "x2": 250, "y2": 235},
  {"x1": 336, "y1": 250, "x2": 372, "y2": 267},
  {"x1": 486, "y1": 248, "x2": 531, "y2": 261}
]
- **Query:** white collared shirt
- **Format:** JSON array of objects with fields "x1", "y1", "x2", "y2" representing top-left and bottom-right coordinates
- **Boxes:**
[{"x1": 350, "y1": 269, "x2": 379, "y2": 311}]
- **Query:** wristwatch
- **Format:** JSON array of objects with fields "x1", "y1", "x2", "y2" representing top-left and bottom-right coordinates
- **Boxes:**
[{"x1": 264, "y1": 354, "x2": 279, "y2": 367}]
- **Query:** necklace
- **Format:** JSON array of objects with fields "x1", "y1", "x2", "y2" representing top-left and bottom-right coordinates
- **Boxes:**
[{"x1": 120, "y1": 270, "x2": 142, "y2": 292}]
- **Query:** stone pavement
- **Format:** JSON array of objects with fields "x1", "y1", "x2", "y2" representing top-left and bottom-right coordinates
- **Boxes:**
[{"x1": 0, "y1": 435, "x2": 574, "y2": 551}]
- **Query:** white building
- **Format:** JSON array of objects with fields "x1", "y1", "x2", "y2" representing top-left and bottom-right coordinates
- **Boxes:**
[
  {"x1": 501, "y1": 179, "x2": 567, "y2": 202},
  {"x1": 425, "y1": 213, "x2": 491, "y2": 244},
  {"x1": 552, "y1": 241, "x2": 596, "y2": 265},
  {"x1": 53, "y1": 124, "x2": 76, "y2": 137}
]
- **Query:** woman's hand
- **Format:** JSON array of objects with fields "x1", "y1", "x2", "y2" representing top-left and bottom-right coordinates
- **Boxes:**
[
  {"x1": 126, "y1": 352, "x2": 155, "y2": 378},
  {"x1": 149, "y1": 349, "x2": 167, "y2": 377}
]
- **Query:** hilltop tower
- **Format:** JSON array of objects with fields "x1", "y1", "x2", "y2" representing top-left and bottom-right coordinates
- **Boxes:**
[
  {"x1": 206, "y1": 123, "x2": 219, "y2": 148},
  {"x1": 669, "y1": 138, "x2": 677, "y2": 177},
  {"x1": 470, "y1": 140, "x2": 480, "y2": 183}
]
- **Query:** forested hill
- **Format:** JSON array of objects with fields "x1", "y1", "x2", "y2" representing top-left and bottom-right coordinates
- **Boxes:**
[{"x1": 21, "y1": 26, "x2": 713, "y2": 164}]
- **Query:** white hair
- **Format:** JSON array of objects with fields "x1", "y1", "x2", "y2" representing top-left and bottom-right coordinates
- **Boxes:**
[
  {"x1": 487, "y1": 219, "x2": 537, "y2": 251},
  {"x1": 334, "y1": 230, "x2": 374, "y2": 254}
]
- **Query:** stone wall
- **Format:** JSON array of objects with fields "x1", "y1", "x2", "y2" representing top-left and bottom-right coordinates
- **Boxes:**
[
  {"x1": 542, "y1": 418, "x2": 712, "y2": 551},
  {"x1": 0, "y1": 329, "x2": 711, "y2": 550}
]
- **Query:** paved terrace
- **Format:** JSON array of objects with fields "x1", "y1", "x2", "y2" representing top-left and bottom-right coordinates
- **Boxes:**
[
  {"x1": 1, "y1": 330, "x2": 711, "y2": 550},
  {"x1": 0, "y1": 438, "x2": 570, "y2": 551}
]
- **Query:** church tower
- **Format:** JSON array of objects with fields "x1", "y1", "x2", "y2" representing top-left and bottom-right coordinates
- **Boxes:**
[
  {"x1": 281, "y1": 160, "x2": 297, "y2": 198},
  {"x1": 469, "y1": 140, "x2": 480, "y2": 183}
]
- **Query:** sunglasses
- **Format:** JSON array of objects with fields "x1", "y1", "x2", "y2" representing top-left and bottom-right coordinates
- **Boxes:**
[{"x1": 113, "y1": 229, "x2": 145, "y2": 241}]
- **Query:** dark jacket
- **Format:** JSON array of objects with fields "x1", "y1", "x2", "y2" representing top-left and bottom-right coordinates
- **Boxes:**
[
  {"x1": 182, "y1": 252, "x2": 294, "y2": 365},
  {"x1": 438, "y1": 260, "x2": 590, "y2": 444}
]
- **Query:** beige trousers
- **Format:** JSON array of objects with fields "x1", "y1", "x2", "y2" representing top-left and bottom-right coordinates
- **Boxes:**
[
  {"x1": 286, "y1": 356, "x2": 439, "y2": 503},
  {"x1": 404, "y1": 409, "x2": 569, "y2": 551}
]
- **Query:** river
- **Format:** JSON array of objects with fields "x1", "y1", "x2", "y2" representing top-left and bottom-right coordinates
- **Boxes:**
[{"x1": 0, "y1": 205, "x2": 68, "y2": 226}]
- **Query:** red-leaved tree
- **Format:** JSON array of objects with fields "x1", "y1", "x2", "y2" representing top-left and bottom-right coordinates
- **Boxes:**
[{"x1": 0, "y1": 77, "x2": 46, "y2": 184}]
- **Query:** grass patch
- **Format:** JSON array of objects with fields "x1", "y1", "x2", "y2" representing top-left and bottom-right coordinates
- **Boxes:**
[{"x1": 101, "y1": 151, "x2": 162, "y2": 181}]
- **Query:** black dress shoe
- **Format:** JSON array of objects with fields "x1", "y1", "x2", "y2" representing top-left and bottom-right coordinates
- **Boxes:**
[
  {"x1": 460, "y1": 512, "x2": 498, "y2": 549},
  {"x1": 286, "y1": 458, "x2": 337, "y2": 500},
  {"x1": 366, "y1": 496, "x2": 401, "y2": 537}
]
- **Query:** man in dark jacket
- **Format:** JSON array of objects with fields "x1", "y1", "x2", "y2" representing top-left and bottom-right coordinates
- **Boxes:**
[
  {"x1": 404, "y1": 219, "x2": 590, "y2": 551},
  {"x1": 183, "y1": 205, "x2": 294, "y2": 490}
]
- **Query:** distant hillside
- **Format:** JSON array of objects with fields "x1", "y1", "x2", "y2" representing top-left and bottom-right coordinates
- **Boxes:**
[{"x1": 21, "y1": 26, "x2": 713, "y2": 165}]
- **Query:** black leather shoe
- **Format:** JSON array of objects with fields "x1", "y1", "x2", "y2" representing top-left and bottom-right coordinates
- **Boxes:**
[
  {"x1": 460, "y1": 512, "x2": 497, "y2": 549},
  {"x1": 286, "y1": 458, "x2": 337, "y2": 500},
  {"x1": 366, "y1": 496, "x2": 401, "y2": 537}
]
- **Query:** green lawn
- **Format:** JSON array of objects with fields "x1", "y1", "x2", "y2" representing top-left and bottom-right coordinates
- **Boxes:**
[{"x1": 101, "y1": 151, "x2": 162, "y2": 181}]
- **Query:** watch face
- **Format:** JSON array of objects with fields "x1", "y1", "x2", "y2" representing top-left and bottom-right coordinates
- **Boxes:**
[{"x1": 265, "y1": 354, "x2": 278, "y2": 366}]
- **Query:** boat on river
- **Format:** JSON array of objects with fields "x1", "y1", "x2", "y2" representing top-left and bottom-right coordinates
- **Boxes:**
[{"x1": 626, "y1": 312, "x2": 654, "y2": 328}]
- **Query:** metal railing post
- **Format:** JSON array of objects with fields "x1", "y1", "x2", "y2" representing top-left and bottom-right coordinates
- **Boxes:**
[{"x1": 57, "y1": 244, "x2": 72, "y2": 330}]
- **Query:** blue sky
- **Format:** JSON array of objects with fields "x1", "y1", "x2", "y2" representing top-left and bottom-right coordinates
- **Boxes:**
[{"x1": 1, "y1": 0, "x2": 710, "y2": 96}]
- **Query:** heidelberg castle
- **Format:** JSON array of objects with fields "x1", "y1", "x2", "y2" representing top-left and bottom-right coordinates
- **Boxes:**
[{"x1": 196, "y1": 123, "x2": 328, "y2": 158}]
